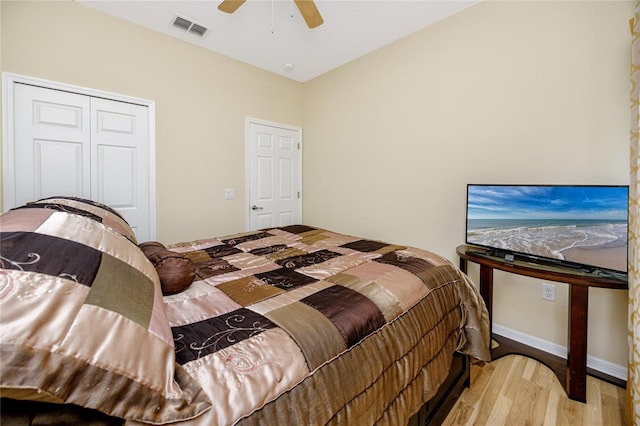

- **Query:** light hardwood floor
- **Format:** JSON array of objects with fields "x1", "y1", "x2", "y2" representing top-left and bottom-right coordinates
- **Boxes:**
[{"x1": 441, "y1": 355, "x2": 626, "y2": 426}]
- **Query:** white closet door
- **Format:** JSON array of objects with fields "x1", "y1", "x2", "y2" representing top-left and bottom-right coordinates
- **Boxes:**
[
  {"x1": 90, "y1": 98, "x2": 150, "y2": 241},
  {"x1": 13, "y1": 84, "x2": 91, "y2": 206},
  {"x1": 7, "y1": 78, "x2": 154, "y2": 242}
]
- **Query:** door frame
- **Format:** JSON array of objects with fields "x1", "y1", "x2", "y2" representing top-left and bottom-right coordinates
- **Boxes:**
[
  {"x1": 245, "y1": 117, "x2": 302, "y2": 231},
  {"x1": 2, "y1": 72, "x2": 157, "y2": 239}
]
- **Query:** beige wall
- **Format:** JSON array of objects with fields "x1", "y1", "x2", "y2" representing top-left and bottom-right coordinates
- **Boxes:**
[
  {"x1": 302, "y1": 1, "x2": 632, "y2": 368},
  {"x1": 0, "y1": 0, "x2": 303, "y2": 243},
  {"x1": 1, "y1": 1, "x2": 632, "y2": 370}
]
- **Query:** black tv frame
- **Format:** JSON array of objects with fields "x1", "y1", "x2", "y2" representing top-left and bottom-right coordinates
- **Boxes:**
[{"x1": 464, "y1": 184, "x2": 629, "y2": 280}]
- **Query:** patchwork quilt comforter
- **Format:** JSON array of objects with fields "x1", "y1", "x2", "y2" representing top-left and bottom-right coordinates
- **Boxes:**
[
  {"x1": 0, "y1": 198, "x2": 490, "y2": 426},
  {"x1": 143, "y1": 225, "x2": 491, "y2": 425}
]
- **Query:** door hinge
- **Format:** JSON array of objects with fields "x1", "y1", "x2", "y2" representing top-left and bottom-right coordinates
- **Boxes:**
[
  {"x1": 297, "y1": 192, "x2": 300, "y2": 198},
  {"x1": 297, "y1": 143, "x2": 300, "y2": 150}
]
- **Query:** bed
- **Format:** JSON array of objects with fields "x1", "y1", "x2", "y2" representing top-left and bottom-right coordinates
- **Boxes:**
[{"x1": 0, "y1": 197, "x2": 491, "y2": 425}]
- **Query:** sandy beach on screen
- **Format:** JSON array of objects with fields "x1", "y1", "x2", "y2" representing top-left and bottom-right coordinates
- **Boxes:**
[{"x1": 561, "y1": 246, "x2": 627, "y2": 272}]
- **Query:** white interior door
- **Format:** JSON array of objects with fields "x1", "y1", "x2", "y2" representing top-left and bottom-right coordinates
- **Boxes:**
[
  {"x1": 3, "y1": 73, "x2": 156, "y2": 242},
  {"x1": 91, "y1": 98, "x2": 150, "y2": 241},
  {"x1": 247, "y1": 119, "x2": 302, "y2": 231},
  {"x1": 13, "y1": 84, "x2": 91, "y2": 206}
]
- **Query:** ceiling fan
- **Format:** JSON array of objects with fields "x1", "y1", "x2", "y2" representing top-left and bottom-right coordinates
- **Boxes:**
[{"x1": 218, "y1": 0, "x2": 324, "y2": 29}]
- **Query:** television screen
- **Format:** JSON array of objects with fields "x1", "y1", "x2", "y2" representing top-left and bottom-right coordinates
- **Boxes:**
[{"x1": 465, "y1": 184, "x2": 629, "y2": 275}]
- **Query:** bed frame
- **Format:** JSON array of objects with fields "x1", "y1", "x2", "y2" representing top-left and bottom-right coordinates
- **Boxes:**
[{"x1": 412, "y1": 351, "x2": 470, "y2": 425}]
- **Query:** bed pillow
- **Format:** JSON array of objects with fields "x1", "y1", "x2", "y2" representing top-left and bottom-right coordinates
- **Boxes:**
[
  {"x1": 140, "y1": 242, "x2": 196, "y2": 295},
  {"x1": 0, "y1": 204, "x2": 211, "y2": 424}
]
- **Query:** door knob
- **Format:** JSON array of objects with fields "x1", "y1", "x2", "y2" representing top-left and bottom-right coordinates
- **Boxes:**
[{"x1": 251, "y1": 205, "x2": 264, "y2": 210}]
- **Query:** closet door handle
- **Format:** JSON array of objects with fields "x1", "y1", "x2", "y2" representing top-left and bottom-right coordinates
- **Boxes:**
[{"x1": 251, "y1": 205, "x2": 264, "y2": 211}]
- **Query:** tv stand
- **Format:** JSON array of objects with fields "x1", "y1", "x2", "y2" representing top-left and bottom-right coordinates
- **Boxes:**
[{"x1": 456, "y1": 244, "x2": 628, "y2": 403}]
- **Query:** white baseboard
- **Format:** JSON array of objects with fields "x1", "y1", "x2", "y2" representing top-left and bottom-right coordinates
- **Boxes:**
[{"x1": 493, "y1": 324, "x2": 627, "y2": 381}]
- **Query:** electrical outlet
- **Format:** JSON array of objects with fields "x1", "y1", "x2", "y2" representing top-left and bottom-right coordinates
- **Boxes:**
[{"x1": 541, "y1": 283, "x2": 556, "y2": 301}]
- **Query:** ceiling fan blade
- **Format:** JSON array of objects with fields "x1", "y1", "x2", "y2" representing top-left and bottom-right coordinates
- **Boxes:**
[
  {"x1": 294, "y1": 0, "x2": 324, "y2": 29},
  {"x1": 218, "y1": 0, "x2": 246, "y2": 14}
]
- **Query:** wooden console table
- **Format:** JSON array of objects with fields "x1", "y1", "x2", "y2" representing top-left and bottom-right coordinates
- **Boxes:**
[{"x1": 456, "y1": 245, "x2": 628, "y2": 402}]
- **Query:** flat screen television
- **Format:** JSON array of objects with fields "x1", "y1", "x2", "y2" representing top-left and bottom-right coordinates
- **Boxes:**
[{"x1": 465, "y1": 184, "x2": 629, "y2": 278}]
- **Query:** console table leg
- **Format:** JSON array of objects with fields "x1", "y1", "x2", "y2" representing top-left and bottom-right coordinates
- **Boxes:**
[
  {"x1": 567, "y1": 284, "x2": 588, "y2": 402},
  {"x1": 459, "y1": 258, "x2": 468, "y2": 274},
  {"x1": 479, "y1": 265, "x2": 493, "y2": 336}
]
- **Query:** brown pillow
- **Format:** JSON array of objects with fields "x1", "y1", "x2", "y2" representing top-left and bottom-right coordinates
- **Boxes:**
[{"x1": 139, "y1": 241, "x2": 195, "y2": 295}]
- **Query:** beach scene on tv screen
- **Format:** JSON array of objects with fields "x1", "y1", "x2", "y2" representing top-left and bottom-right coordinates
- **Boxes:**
[{"x1": 466, "y1": 185, "x2": 628, "y2": 272}]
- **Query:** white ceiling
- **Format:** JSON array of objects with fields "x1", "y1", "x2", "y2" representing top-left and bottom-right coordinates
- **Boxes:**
[{"x1": 79, "y1": 0, "x2": 478, "y2": 82}]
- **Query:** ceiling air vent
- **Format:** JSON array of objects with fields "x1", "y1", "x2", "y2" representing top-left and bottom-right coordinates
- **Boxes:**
[{"x1": 172, "y1": 15, "x2": 208, "y2": 37}]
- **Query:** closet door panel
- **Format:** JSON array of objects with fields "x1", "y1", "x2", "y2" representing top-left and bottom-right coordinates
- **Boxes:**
[
  {"x1": 35, "y1": 140, "x2": 84, "y2": 198},
  {"x1": 96, "y1": 145, "x2": 135, "y2": 206},
  {"x1": 91, "y1": 98, "x2": 150, "y2": 241},
  {"x1": 13, "y1": 84, "x2": 91, "y2": 206}
]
